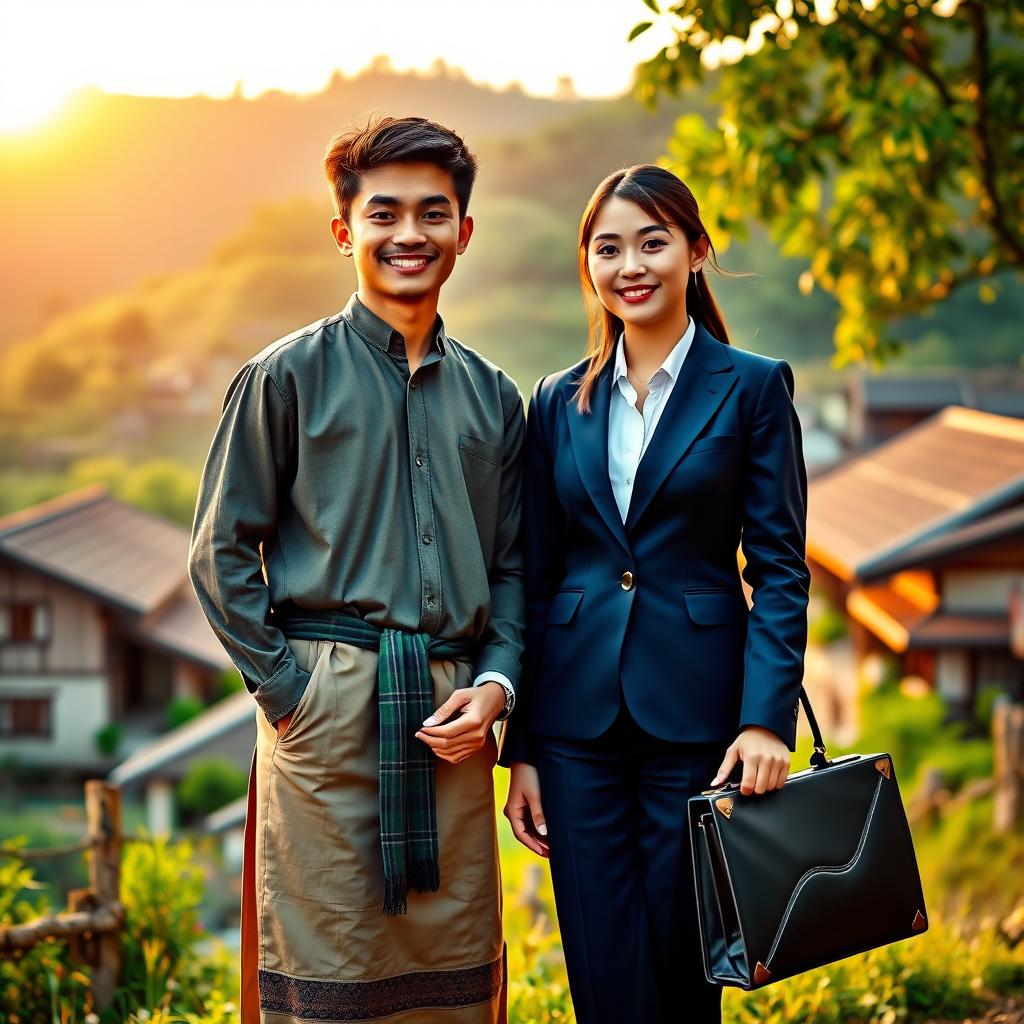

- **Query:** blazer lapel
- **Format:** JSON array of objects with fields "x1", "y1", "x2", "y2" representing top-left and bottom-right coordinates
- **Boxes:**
[
  {"x1": 565, "y1": 358, "x2": 632, "y2": 556},
  {"x1": 625, "y1": 323, "x2": 737, "y2": 532}
]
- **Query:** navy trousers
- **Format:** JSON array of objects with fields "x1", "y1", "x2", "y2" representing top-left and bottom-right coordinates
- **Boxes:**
[{"x1": 534, "y1": 702, "x2": 729, "y2": 1024}]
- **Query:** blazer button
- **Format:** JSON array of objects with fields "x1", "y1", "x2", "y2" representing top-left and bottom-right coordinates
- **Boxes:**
[{"x1": 620, "y1": 571, "x2": 635, "y2": 591}]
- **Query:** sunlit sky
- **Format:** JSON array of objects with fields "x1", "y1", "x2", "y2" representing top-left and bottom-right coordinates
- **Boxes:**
[{"x1": 0, "y1": 0, "x2": 682, "y2": 135}]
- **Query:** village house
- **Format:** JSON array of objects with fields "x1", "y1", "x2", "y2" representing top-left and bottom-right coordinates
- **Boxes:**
[
  {"x1": 0, "y1": 485, "x2": 231, "y2": 775},
  {"x1": 807, "y1": 406, "x2": 1024, "y2": 719},
  {"x1": 845, "y1": 372, "x2": 1024, "y2": 452}
]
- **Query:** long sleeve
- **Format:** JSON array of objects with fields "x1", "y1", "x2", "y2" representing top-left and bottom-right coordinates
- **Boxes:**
[
  {"x1": 187, "y1": 359, "x2": 310, "y2": 724},
  {"x1": 498, "y1": 376, "x2": 565, "y2": 767},
  {"x1": 472, "y1": 373, "x2": 527, "y2": 687},
  {"x1": 738, "y1": 359, "x2": 811, "y2": 750}
]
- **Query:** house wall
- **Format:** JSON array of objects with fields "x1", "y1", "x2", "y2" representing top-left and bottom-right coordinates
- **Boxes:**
[
  {"x1": 0, "y1": 561, "x2": 105, "y2": 673},
  {"x1": 942, "y1": 568, "x2": 1023, "y2": 614},
  {"x1": 0, "y1": 675, "x2": 109, "y2": 767}
]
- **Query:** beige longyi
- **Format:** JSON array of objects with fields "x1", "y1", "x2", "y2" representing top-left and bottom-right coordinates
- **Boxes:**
[{"x1": 240, "y1": 637, "x2": 507, "y2": 1024}]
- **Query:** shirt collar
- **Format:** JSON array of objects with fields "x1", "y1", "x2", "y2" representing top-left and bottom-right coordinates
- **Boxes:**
[
  {"x1": 613, "y1": 315, "x2": 695, "y2": 389},
  {"x1": 341, "y1": 292, "x2": 448, "y2": 360}
]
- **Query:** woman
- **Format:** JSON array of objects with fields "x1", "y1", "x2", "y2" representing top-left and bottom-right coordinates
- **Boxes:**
[{"x1": 500, "y1": 165, "x2": 811, "y2": 1024}]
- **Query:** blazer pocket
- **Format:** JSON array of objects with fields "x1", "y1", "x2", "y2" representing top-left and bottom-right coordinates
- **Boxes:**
[
  {"x1": 683, "y1": 589, "x2": 747, "y2": 625},
  {"x1": 458, "y1": 433, "x2": 502, "y2": 466},
  {"x1": 689, "y1": 433, "x2": 737, "y2": 454},
  {"x1": 546, "y1": 589, "x2": 584, "y2": 626}
]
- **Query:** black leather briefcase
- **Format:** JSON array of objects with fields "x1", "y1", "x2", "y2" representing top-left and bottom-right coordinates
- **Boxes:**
[{"x1": 688, "y1": 687, "x2": 929, "y2": 989}]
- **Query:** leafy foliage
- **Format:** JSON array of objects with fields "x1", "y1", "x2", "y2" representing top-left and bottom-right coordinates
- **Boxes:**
[
  {"x1": 631, "y1": 0, "x2": 1024, "y2": 364},
  {"x1": 176, "y1": 761, "x2": 248, "y2": 819}
]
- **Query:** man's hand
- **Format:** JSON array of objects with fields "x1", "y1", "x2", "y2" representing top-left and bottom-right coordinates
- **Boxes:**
[
  {"x1": 415, "y1": 683, "x2": 506, "y2": 765},
  {"x1": 711, "y1": 725, "x2": 790, "y2": 795},
  {"x1": 274, "y1": 709, "x2": 295, "y2": 738},
  {"x1": 503, "y1": 762, "x2": 549, "y2": 858}
]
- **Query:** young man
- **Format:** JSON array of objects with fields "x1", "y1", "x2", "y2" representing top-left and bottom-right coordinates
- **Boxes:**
[{"x1": 188, "y1": 116, "x2": 524, "y2": 1024}]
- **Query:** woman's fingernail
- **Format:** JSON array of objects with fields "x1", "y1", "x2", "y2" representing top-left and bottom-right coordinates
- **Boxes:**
[
  {"x1": 538, "y1": 824, "x2": 548, "y2": 836},
  {"x1": 422, "y1": 715, "x2": 438, "y2": 727}
]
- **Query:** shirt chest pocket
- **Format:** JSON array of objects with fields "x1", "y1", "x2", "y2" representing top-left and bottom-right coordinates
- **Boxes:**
[
  {"x1": 458, "y1": 433, "x2": 502, "y2": 467},
  {"x1": 458, "y1": 433, "x2": 502, "y2": 563}
]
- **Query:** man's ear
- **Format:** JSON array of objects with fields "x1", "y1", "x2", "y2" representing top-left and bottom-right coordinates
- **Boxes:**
[
  {"x1": 331, "y1": 215, "x2": 353, "y2": 257},
  {"x1": 456, "y1": 214, "x2": 474, "y2": 255}
]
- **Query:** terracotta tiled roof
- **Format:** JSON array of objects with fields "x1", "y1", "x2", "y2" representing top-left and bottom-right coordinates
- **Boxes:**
[
  {"x1": 0, "y1": 485, "x2": 187, "y2": 614},
  {"x1": 808, "y1": 407, "x2": 1024, "y2": 581},
  {"x1": 0, "y1": 485, "x2": 229, "y2": 670}
]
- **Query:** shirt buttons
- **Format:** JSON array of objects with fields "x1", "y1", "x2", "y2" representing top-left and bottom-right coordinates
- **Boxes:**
[
  {"x1": 422, "y1": 534, "x2": 432, "y2": 545},
  {"x1": 415, "y1": 456, "x2": 423, "y2": 467},
  {"x1": 620, "y1": 571, "x2": 635, "y2": 591},
  {"x1": 410, "y1": 380, "x2": 419, "y2": 390}
]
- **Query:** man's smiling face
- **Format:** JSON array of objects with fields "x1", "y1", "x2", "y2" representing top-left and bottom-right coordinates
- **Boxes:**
[{"x1": 332, "y1": 161, "x2": 473, "y2": 302}]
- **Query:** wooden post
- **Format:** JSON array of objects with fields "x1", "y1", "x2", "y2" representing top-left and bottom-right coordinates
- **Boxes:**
[
  {"x1": 993, "y1": 701, "x2": 1024, "y2": 834},
  {"x1": 84, "y1": 781, "x2": 123, "y2": 1010}
]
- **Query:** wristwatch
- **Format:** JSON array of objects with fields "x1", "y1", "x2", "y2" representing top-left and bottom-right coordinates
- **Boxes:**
[{"x1": 476, "y1": 676, "x2": 516, "y2": 721}]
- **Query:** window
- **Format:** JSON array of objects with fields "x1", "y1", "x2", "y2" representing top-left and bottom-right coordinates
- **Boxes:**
[
  {"x1": 0, "y1": 696, "x2": 52, "y2": 737},
  {"x1": 0, "y1": 601, "x2": 51, "y2": 645}
]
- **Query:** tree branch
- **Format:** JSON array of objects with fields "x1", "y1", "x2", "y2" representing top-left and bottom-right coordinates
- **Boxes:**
[
  {"x1": 965, "y1": 0, "x2": 1024, "y2": 265},
  {"x1": 838, "y1": 5, "x2": 956, "y2": 109}
]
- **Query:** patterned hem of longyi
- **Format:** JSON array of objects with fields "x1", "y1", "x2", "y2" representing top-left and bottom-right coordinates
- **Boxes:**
[{"x1": 258, "y1": 948, "x2": 505, "y2": 1021}]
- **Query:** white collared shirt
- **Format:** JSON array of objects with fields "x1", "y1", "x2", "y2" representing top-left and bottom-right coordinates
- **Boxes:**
[{"x1": 608, "y1": 316, "x2": 696, "y2": 522}]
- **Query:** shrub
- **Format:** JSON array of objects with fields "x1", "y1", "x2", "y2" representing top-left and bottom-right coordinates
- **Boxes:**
[
  {"x1": 177, "y1": 759, "x2": 247, "y2": 818},
  {"x1": 167, "y1": 696, "x2": 205, "y2": 730},
  {"x1": 95, "y1": 721, "x2": 123, "y2": 757}
]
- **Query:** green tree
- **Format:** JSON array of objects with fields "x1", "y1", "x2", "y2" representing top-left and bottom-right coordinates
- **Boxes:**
[{"x1": 631, "y1": 0, "x2": 1023, "y2": 364}]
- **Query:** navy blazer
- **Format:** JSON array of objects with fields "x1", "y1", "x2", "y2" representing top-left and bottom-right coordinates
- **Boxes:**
[{"x1": 499, "y1": 321, "x2": 811, "y2": 766}]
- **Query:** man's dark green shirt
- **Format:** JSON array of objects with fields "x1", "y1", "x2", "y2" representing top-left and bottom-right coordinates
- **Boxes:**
[{"x1": 188, "y1": 294, "x2": 526, "y2": 723}]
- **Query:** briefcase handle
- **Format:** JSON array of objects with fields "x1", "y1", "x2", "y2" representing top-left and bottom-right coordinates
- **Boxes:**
[{"x1": 798, "y1": 685, "x2": 832, "y2": 769}]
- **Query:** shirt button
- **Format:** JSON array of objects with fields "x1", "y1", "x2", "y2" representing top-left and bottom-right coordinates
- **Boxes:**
[
  {"x1": 410, "y1": 380, "x2": 419, "y2": 390},
  {"x1": 620, "y1": 571, "x2": 635, "y2": 591},
  {"x1": 422, "y1": 534, "x2": 432, "y2": 545},
  {"x1": 626, "y1": 476, "x2": 632, "y2": 485},
  {"x1": 415, "y1": 456, "x2": 423, "y2": 467}
]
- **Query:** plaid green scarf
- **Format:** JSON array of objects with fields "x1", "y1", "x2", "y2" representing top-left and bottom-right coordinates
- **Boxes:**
[
  {"x1": 271, "y1": 605, "x2": 475, "y2": 916},
  {"x1": 378, "y1": 629, "x2": 440, "y2": 915}
]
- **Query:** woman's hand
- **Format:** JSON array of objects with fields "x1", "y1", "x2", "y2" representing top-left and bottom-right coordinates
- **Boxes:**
[
  {"x1": 504, "y1": 762, "x2": 549, "y2": 858},
  {"x1": 711, "y1": 725, "x2": 790, "y2": 795},
  {"x1": 415, "y1": 683, "x2": 506, "y2": 765}
]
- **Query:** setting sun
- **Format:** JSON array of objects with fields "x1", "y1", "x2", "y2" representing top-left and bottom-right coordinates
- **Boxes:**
[{"x1": 0, "y1": 0, "x2": 677, "y2": 139}]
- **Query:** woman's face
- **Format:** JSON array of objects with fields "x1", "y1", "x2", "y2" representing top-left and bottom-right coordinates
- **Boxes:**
[{"x1": 586, "y1": 195, "x2": 705, "y2": 330}]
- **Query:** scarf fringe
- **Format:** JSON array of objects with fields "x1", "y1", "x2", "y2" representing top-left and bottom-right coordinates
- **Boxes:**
[
  {"x1": 409, "y1": 857, "x2": 441, "y2": 894},
  {"x1": 383, "y1": 874, "x2": 408, "y2": 917},
  {"x1": 383, "y1": 859, "x2": 440, "y2": 917}
]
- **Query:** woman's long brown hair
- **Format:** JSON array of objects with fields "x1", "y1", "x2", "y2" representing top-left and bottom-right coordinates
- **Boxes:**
[{"x1": 574, "y1": 164, "x2": 732, "y2": 414}]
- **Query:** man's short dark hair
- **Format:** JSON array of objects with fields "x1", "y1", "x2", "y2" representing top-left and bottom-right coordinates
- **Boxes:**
[{"x1": 323, "y1": 115, "x2": 478, "y2": 223}]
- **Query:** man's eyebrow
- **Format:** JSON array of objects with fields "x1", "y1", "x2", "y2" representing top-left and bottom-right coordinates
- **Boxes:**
[
  {"x1": 362, "y1": 194, "x2": 454, "y2": 208},
  {"x1": 593, "y1": 223, "x2": 671, "y2": 243}
]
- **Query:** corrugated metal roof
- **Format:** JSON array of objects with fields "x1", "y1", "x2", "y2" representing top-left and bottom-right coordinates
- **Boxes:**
[
  {"x1": 0, "y1": 485, "x2": 188, "y2": 614},
  {"x1": 808, "y1": 407, "x2": 1024, "y2": 580},
  {"x1": 856, "y1": 375, "x2": 971, "y2": 412}
]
